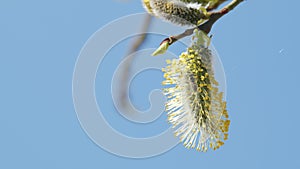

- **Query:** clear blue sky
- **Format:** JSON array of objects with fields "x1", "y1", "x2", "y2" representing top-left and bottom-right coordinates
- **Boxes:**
[{"x1": 1, "y1": 0, "x2": 300, "y2": 168}]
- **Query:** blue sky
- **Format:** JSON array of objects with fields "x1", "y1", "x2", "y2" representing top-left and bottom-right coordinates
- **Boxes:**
[{"x1": 1, "y1": 0, "x2": 300, "y2": 168}]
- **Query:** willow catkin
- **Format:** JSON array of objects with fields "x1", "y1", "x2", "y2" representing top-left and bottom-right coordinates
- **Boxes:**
[
  {"x1": 162, "y1": 30, "x2": 230, "y2": 151},
  {"x1": 142, "y1": 0, "x2": 207, "y2": 26}
]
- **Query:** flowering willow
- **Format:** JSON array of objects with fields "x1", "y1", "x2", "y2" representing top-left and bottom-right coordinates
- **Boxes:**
[
  {"x1": 141, "y1": 0, "x2": 243, "y2": 151},
  {"x1": 162, "y1": 30, "x2": 229, "y2": 151}
]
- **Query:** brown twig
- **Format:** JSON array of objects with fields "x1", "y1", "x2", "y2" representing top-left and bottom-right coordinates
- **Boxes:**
[
  {"x1": 159, "y1": 0, "x2": 244, "y2": 46},
  {"x1": 119, "y1": 14, "x2": 153, "y2": 107}
]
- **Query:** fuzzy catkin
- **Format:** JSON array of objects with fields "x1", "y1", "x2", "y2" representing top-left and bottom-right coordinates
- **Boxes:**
[
  {"x1": 162, "y1": 30, "x2": 230, "y2": 151},
  {"x1": 142, "y1": 0, "x2": 206, "y2": 26}
]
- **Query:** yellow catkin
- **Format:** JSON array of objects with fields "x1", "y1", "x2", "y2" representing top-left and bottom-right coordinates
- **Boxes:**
[{"x1": 162, "y1": 30, "x2": 230, "y2": 152}]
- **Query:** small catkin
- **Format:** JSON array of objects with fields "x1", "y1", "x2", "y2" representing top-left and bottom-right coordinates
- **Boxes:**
[{"x1": 143, "y1": 0, "x2": 206, "y2": 26}]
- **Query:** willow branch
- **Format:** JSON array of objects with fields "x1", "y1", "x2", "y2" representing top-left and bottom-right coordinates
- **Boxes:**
[{"x1": 159, "y1": 0, "x2": 244, "y2": 46}]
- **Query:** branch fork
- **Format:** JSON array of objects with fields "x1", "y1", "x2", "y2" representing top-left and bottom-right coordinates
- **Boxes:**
[{"x1": 152, "y1": 0, "x2": 244, "y2": 56}]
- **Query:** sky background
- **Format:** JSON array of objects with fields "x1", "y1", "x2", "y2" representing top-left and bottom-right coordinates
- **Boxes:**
[{"x1": 1, "y1": 0, "x2": 300, "y2": 168}]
